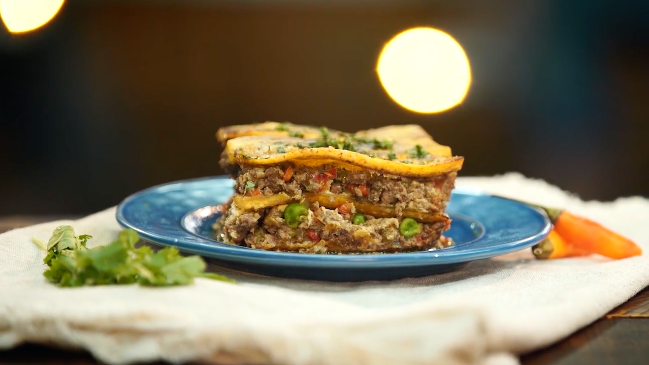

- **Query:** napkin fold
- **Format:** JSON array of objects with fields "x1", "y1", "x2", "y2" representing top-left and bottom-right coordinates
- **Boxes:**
[{"x1": 1, "y1": 173, "x2": 648, "y2": 365}]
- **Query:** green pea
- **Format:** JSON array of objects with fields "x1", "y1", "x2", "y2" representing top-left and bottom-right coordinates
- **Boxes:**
[
  {"x1": 352, "y1": 213, "x2": 366, "y2": 225},
  {"x1": 284, "y1": 203, "x2": 308, "y2": 228},
  {"x1": 399, "y1": 218, "x2": 421, "y2": 237}
]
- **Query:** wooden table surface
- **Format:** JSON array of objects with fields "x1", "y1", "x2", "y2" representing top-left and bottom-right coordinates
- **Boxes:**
[{"x1": 1, "y1": 216, "x2": 648, "y2": 365}]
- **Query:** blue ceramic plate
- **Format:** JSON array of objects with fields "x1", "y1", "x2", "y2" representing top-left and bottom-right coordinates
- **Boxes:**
[{"x1": 116, "y1": 176, "x2": 551, "y2": 281}]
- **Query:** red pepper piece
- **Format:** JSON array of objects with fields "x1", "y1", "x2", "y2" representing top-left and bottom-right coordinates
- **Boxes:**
[
  {"x1": 306, "y1": 230, "x2": 320, "y2": 242},
  {"x1": 283, "y1": 166, "x2": 294, "y2": 182},
  {"x1": 358, "y1": 183, "x2": 369, "y2": 197},
  {"x1": 338, "y1": 203, "x2": 352, "y2": 215},
  {"x1": 324, "y1": 168, "x2": 337, "y2": 179}
]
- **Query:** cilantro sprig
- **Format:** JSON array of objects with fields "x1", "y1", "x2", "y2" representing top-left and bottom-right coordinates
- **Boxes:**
[
  {"x1": 408, "y1": 144, "x2": 430, "y2": 158},
  {"x1": 275, "y1": 122, "x2": 290, "y2": 131},
  {"x1": 309, "y1": 127, "x2": 357, "y2": 151},
  {"x1": 244, "y1": 180, "x2": 256, "y2": 194},
  {"x1": 32, "y1": 226, "x2": 234, "y2": 287},
  {"x1": 371, "y1": 138, "x2": 394, "y2": 150},
  {"x1": 346, "y1": 136, "x2": 393, "y2": 150}
]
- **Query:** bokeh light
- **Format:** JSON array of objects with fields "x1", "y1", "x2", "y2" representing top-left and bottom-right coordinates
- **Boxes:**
[
  {"x1": 0, "y1": 0, "x2": 65, "y2": 34},
  {"x1": 376, "y1": 27, "x2": 472, "y2": 114}
]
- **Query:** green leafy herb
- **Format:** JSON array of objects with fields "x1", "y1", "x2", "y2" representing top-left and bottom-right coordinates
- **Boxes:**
[
  {"x1": 309, "y1": 127, "x2": 356, "y2": 151},
  {"x1": 387, "y1": 152, "x2": 397, "y2": 160},
  {"x1": 78, "y1": 234, "x2": 93, "y2": 246},
  {"x1": 408, "y1": 145, "x2": 430, "y2": 159},
  {"x1": 32, "y1": 226, "x2": 234, "y2": 287},
  {"x1": 343, "y1": 136, "x2": 392, "y2": 150},
  {"x1": 349, "y1": 135, "x2": 370, "y2": 143},
  {"x1": 277, "y1": 146, "x2": 286, "y2": 153},
  {"x1": 372, "y1": 139, "x2": 393, "y2": 150},
  {"x1": 275, "y1": 122, "x2": 290, "y2": 131},
  {"x1": 289, "y1": 131, "x2": 305, "y2": 138},
  {"x1": 244, "y1": 180, "x2": 256, "y2": 194},
  {"x1": 320, "y1": 126, "x2": 330, "y2": 140}
]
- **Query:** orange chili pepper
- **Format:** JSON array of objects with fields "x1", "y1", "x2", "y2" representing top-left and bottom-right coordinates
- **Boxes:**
[
  {"x1": 532, "y1": 229, "x2": 591, "y2": 259},
  {"x1": 528, "y1": 203, "x2": 642, "y2": 260},
  {"x1": 552, "y1": 211, "x2": 641, "y2": 259},
  {"x1": 507, "y1": 197, "x2": 642, "y2": 260}
]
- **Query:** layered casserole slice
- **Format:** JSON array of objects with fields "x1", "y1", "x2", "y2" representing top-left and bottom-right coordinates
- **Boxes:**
[{"x1": 214, "y1": 122, "x2": 464, "y2": 254}]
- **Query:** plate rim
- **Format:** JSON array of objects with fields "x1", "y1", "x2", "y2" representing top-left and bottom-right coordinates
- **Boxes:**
[{"x1": 115, "y1": 176, "x2": 552, "y2": 268}]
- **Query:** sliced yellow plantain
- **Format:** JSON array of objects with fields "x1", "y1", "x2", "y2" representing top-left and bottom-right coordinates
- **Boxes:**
[{"x1": 232, "y1": 192, "x2": 448, "y2": 224}]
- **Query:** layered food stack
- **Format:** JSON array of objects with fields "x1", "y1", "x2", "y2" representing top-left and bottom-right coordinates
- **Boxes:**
[{"x1": 214, "y1": 122, "x2": 464, "y2": 254}]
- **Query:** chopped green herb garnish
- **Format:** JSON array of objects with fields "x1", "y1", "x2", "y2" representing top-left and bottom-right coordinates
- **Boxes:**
[
  {"x1": 387, "y1": 152, "x2": 397, "y2": 160},
  {"x1": 275, "y1": 122, "x2": 290, "y2": 131},
  {"x1": 342, "y1": 139, "x2": 356, "y2": 151},
  {"x1": 309, "y1": 127, "x2": 357, "y2": 151},
  {"x1": 277, "y1": 147, "x2": 286, "y2": 153},
  {"x1": 244, "y1": 181, "x2": 256, "y2": 194},
  {"x1": 32, "y1": 226, "x2": 234, "y2": 287},
  {"x1": 372, "y1": 139, "x2": 393, "y2": 150},
  {"x1": 408, "y1": 145, "x2": 430, "y2": 158},
  {"x1": 289, "y1": 131, "x2": 305, "y2": 138},
  {"x1": 320, "y1": 126, "x2": 329, "y2": 139},
  {"x1": 351, "y1": 135, "x2": 371, "y2": 144},
  {"x1": 342, "y1": 136, "x2": 393, "y2": 150}
]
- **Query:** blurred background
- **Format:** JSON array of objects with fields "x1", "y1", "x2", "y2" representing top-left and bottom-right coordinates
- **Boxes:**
[{"x1": 0, "y1": 0, "x2": 647, "y2": 216}]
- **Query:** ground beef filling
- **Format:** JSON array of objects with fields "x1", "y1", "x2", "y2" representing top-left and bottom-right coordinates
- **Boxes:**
[
  {"x1": 218, "y1": 202, "x2": 451, "y2": 254},
  {"x1": 234, "y1": 165, "x2": 456, "y2": 214},
  {"x1": 216, "y1": 164, "x2": 456, "y2": 253},
  {"x1": 230, "y1": 206, "x2": 451, "y2": 254}
]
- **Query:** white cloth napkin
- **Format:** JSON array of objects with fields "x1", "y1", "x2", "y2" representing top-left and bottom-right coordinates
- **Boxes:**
[{"x1": 1, "y1": 173, "x2": 648, "y2": 365}]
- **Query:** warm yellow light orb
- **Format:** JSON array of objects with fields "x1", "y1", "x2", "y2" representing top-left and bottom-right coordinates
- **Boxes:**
[
  {"x1": 376, "y1": 27, "x2": 472, "y2": 114},
  {"x1": 0, "y1": 0, "x2": 65, "y2": 34}
]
